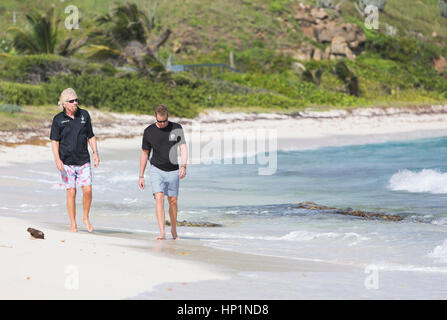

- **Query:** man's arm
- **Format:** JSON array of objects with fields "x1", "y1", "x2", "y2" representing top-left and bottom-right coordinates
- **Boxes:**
[
  {"x1": 139, "y1": 149, "x2": 150, "y2": 189},
  {"x1": 179, "y1": 143, "x2": 188, "y2": 179},
  {"x1": 51, "y1": 140, "x2": 64, "y2": 171},
  {"x1": 88, "y1": 136, "x2": 100, "y2": 168}
]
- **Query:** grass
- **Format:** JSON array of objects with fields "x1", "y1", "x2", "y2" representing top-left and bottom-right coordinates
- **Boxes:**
[
  {"x1": 339, "y1": 0, "x2": 447, "y2": 40},
  {"x1": 0, "y1": 105, "x2": 57, "y2": 130}
]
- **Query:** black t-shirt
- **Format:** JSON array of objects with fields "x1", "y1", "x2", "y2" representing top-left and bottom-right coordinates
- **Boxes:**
[
  {"x1": 142, "y1": 121, "x2": 186, "y2": 171},
  {"x1": 50, "y1": 108, "x2": 95, "y2": 166}
]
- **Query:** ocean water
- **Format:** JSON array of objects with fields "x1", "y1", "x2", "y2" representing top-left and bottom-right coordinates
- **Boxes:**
[{"x1": 2, "y1": 136, "x2": 447, "y2": 297}]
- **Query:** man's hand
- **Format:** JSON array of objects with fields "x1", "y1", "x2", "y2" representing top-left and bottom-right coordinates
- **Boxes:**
[
  {"x1": 138, "y1": 177, "x2": 145, "y2": 190},
  {"x1": 179, "y1": 166, "x2": 186, "y2": 179},
  {"x1": 56, "y1": 159, "x2": 64, "y2": 172},
  {"x1": 93, "y1": 152, "x2": 100, "y2": 168}
]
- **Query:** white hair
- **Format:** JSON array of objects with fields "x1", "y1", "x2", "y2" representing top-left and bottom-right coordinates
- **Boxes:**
[{"x1": 58, "y1": 88, "x2": 77, "y2": 109}]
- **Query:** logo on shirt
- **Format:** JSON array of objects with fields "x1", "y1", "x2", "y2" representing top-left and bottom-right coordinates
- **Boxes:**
[
  {"x1": 81, "y1": 115, "x2": 86, "y2": 124},
  {"x1": 169, "y1": 133, "x2": 176, "y2": 141}
]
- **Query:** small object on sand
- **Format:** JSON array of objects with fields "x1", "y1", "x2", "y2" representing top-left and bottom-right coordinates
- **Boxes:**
[{"x1": 27, "y1": 228, "x2": 45, "y2": 239}]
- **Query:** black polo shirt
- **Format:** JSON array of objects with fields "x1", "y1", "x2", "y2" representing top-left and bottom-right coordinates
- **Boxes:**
[
  {"x1": 142, "y1": 121, "x2": 186, "y2": 171},
  {"x1": 50, "y1": 108, "x2": 95, "y2": 166}
]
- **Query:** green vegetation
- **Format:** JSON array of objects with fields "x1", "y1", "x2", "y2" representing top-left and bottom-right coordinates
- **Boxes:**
[
  {"x1": 0, "y1": 103, "x2": 21, "y2": 113},
  {"x1": 0, "y1": 105, "x2": 62, "y2": 131},
  {"x1": 0, "y1": 0, "x2": 445, "y2": 121}
]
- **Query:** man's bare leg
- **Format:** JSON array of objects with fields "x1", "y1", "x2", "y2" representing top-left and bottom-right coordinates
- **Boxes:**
[
  {"x1": 154, "y1": 192, "x2": 166, "y2": 240},
  {"x1": 167, "y1": 196, "x2": 179, "y2": 240},
  {"x1": 82, "y1": 185, "x2": 94, "y2": 232},
  {"x1": 66, "y1": 188, "x2": 77, "y2": 232}
]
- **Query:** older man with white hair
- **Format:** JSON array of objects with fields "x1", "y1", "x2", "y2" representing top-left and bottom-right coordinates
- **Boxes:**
[{"x1": 50, "y1": 88, "x2": 100, "y2": 232}]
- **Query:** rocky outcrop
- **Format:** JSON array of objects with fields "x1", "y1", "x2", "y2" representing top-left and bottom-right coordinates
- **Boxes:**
[
  {"x1": 329, "y1": 36, "x2": 355, "y2": 60},
  {"x1": 314, "y1": 23, "x2": 366, "y2": 44},
  {"x1": 293, "y1": 45, "x2": 315, "y2": 61},
  {"x1": 292, "y1": 4, "x2": 366, "y2": 61},
  {"x1": 295, "y1": 201, "x2": 404, "y2": 222}
]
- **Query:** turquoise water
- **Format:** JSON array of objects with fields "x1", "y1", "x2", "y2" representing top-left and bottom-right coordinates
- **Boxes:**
[{"x1": 1, "y1": 136, "x2": 447, "y2": 296}]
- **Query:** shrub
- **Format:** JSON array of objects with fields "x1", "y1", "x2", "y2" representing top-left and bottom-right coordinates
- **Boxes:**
[
  {"x1": 0, "y1": 81, "x2": 47, "y2": 105},
  {"x1": 365, "y1": 33, "x2": 441, "y2": 65},
  {"x1": 0, "y1": 103, "x2": 22, "y2": 113},
  {"x1": 234, "y1": 48, "x2": 294, "y2": 73},
  {"x1": 0, "y1": 54, "x2": 112, "y2": 84},
  {"x1": 46, "y1": 74, "x2": 200, "y2": 117},
  {"x1": 333, "y1": 61, "x2": 360, "y2": 96},
  {"x1": 0, "y1": 38, "x2": 13, "y2": 53}
]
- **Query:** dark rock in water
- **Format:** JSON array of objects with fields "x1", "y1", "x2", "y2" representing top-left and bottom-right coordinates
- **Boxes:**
[
  {"x1": 296, "y1": 201, "x2": 336, "y2": 211},
  {"x1": 27, "y1": 228, "x2": 45, "y2": 239},
  {"x1": 296, "y1": 201, "x2": 404, "y2": 222},
  {"x1": 165, "y1": 220, "x2": 222, "y2": 227}
]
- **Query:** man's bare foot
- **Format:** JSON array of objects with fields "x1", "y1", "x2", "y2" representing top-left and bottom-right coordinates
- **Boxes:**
[
  {"x1": 83, "y1": 218, "x2": 94, "y2": 232},
  {"x1": 69, "y1": 226, "x2": 77, "y2": 232},
  {"x1": 156, "y1": 234, "x2": 166, "y2": 240},
  {"x1": 171, "y1": 231, "x2": 179, "y2": 240}
]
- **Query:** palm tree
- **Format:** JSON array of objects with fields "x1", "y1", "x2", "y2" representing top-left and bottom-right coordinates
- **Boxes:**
[
  {"x1": 87, "y1": 2, "x2": 171, "y2": 75},
  {"x1": 8, "y1": 8, "x2": 59, "y2": 54},
  {"x1": 7, "y1": 7, "x2": 87, "y2": 56}
]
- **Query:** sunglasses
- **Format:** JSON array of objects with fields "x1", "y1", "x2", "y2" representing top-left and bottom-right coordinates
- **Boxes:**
[
  {"x1": 156, "y1": 118, "x2": 168, "y2": 123},
  {"x1": 67, "y1": 99, "x2": 78, "y2": 103}
]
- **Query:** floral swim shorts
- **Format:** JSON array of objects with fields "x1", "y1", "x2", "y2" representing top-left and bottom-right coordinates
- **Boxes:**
[{"x1": 59, "y1": 162, "x2": 92, "y2": 189}]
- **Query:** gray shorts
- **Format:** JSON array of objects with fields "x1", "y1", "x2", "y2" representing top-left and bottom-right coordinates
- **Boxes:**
[{"x1": 149, "y1": 165, "x2": 179, "y2": 197}]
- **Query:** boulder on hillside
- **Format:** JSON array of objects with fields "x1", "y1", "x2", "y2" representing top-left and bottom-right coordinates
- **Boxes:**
[
  {"x1": 330, "y1": 36, "x2": 355, "y2": 60},
  {"x1": 313, "y1": 48, "x2": 324, "y2": 61},
  {"x1": 310, "y1": 7, "x2": 329, "y2": 21},
  {"x1": 314, "y1": 23, "x2": 365, "y2": 46},
  {"x1": 291, "y1": 61, "x2": 306, "y2": 75},
  {"x1": 294, "y1": 11, "x2": 316, "y2": 24},
  {"x1": 433, "y1": 55, "x2": 447, "y2": 74}
]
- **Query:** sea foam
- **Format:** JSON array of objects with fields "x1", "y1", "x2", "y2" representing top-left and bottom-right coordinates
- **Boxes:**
[
  {"x1": 428, "y1": 239, "x2": 447, "y2": 263},
  {"x1": 388, "y1": 169, "x2": 447, "y2": 194}
]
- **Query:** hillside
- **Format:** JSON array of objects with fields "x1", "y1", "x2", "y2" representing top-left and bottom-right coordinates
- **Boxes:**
[{"x1": 0, "y1": 0, "x2": 446, "y2": 120}]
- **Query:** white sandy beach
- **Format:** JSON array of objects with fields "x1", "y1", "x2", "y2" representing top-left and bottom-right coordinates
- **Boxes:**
[
  {"x1": 0, "y1": 216, "x2": 228, "y2": 299},
  {"x1": 1, "y1": 106, "x2": 447, "y2": 299}
]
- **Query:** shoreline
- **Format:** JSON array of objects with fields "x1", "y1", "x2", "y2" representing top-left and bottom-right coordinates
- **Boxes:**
[
  {"x1": 0, "y1": 214, "x2": 364, "y2": 300},
  {"x1": 1, "y1": 104, "x2": 447, "y2": 145},
  {"x1": 1, "y1": 105, "x2": 447, "y2": 167},
  {"x1": 0, "y1": 215, "x2": 230, "y2": 299}
]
